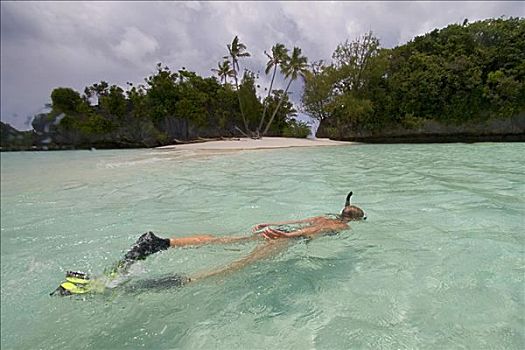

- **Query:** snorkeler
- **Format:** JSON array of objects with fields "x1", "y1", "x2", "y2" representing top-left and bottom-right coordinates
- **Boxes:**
[{"x1": 51, "y1": 191, "x2": 366, "y2": 296}]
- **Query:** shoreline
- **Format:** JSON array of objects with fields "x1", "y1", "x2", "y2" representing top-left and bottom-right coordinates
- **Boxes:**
[
  {"x1": 2, "y1": 134, "x2": 523, "y2": 152},
  {"x1": 156, "y1": 137, "x2": 353, "y2": 151}
]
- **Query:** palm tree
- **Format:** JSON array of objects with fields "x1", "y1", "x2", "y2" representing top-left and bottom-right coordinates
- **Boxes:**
[
  {"x1": 226, "y1": 36, "x2": 251, "y2": 132},
  {"x1": 211, "y1": 60, "x2": 234, "y2": 85},
  {"x1": 263, "y1": 46, "x2": 308, "y2": 135},
  {"x1": 256, "y1": 43, "x2": 289, "y2": 137}
]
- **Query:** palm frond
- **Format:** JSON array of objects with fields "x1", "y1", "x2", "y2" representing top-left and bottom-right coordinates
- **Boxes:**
[{"x1": 265, "y1": 62, "x2": 274, "y2": 75}]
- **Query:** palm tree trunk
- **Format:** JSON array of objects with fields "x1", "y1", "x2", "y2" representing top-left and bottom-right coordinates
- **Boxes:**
[
  {"x1": 263, "y1": 78, "x2": 293, "y2": 135},
  {"x1": 257, "y1": 65, "x2": 278, "y2": 136},
  {"x1": 233, "y1": 71, "x2": 250, "y2": 133}
]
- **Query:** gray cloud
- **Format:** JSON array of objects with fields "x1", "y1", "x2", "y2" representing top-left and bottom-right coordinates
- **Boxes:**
[{"x1": 1, "y1": 1, "x2": 523, "y2": 129}]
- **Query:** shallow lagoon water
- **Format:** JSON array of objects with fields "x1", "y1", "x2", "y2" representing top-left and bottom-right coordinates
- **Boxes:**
[{"x1": 1, "y1": 143, "x2": 524, "y2": 349}]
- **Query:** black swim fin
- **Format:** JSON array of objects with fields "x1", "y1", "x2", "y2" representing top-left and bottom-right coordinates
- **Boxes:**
[
  {"x1": 105, "y1": 232, "x2": 171, "y2": 277},
  {"x1": 124, "y1": 231, "x2": 171, "y2": 261}
]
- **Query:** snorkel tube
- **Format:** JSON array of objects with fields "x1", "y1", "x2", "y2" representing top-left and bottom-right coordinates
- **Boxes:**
[{"x1": 345, "y1": 191, "x2": 353, "y2": 207}]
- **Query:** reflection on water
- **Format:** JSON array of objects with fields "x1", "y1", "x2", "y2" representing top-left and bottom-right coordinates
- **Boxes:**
[{"x1": 1, "y1": 143, "x2": 524, "y2": 349}]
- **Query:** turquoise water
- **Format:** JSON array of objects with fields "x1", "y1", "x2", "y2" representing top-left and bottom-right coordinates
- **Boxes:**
[{"x1": 1, "y1": 143, "x2": 524, "y2": 349}]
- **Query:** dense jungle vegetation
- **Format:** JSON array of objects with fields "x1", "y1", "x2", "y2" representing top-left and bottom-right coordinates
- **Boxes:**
[{"x1": 305, "y1": 17, "x2": 524, "y2": 140}]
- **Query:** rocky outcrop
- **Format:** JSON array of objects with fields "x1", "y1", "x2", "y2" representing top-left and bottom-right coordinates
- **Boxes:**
[
  {"x1": 0, "y1": 121, "x2": 35, "y2": 150},
  {"x1": 316, "y1": 113, "x2": 525, "y2": 143}
]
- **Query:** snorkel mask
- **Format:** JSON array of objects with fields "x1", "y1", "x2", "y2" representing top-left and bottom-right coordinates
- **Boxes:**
[
  {"x1": 341, "y1": 191, "x2": 367, "y2": 220},
  {"x1": 50, "y1": 271, "x2": 92, "y2": 296}
]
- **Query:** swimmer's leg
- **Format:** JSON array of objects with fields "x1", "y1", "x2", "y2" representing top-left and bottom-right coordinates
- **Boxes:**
[
  {"x1": 109, "y1": 232, "x2": 260, "y2": 275},
  {"x1": 121, "y1": 239, "x2": 288, "y2": 293},
  {"x1": 168, "y1": 234, "x2": 259, "y2": 247},
  {"x1": 125, "y1": 232, "x2": 256, "y2": 262},
  {"x1": 190, "y1": 238, "x2": 292, "y2": 283},
  {"x1": 125, "y1": 274, "x2": 191, "y2": 292}
]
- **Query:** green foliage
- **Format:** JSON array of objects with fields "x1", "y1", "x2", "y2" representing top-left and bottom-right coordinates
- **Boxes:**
[
  {"x1": 301, "y1": 61, "x2": 334, "y2": 121},
  {"x1": 324, "y1": 126, "x2": 339, "y2": 139},
  {"x1": 58, "y1": 115, "x2": 79, "y2": 130},
  {"x1": 238, "y1": 71, "x2": 263, "y2": 130},
  {"x1": 262, "y1": 46, "x2": 308, "y2": 135},
  {"x1": 84, "y1": 81, "x2": 109, "y2": 100},
  {"x1": 327, "y1": 94, "x2": 374, "y2": 135},
  {"x1": 126, "y1": 85, "x2": 148, "y2": 119},
  {"x1": 39, "y1": 62, "x2": 250, "y2": 146},
  {"x1": 387, "y1": 17, "x2": 525, "y2": 124},
  {"x1": 174, "y1": 89, "x2": 207, "y2": 127},
  {"x1": 331, "y1": 31, "x2": 381, "y2": 94},
  {"x1": 0, "y1": 121, "x2": 34, "y2": 148},
  {"x1": 263, "y1": 89, "x2": 297, "y2": 134},
  {"x1": 282, "y1": 119, "x2": 310, "y2": 138},
  {"x1": 399, "y1": 113, "x2": 424, "y2": 129},
  {"x1": 281, "y1": 47, "x2": 309, "y2": 81},
  {"x1": 145, "y1": 64, "x2": 179, "y2": 123},
  {"x1": 99, "y1": 85, "x2": 127, "y2": 119},
  {"x1": 303, "y1": 18, "x2": 525, "y2": 136},
  {"x1": 211, "y1": 60, "x2": 234, "y2": 85},
  {"x1": 80, "y1": 115, "x2": 116, "y2": 135},
  {"x1": 51, "y1": 87, "x2": 84, "y2": 114},
  {"x1": 302, "y1": 31, "x2": 384, "y2": 128},
  {"x1": 483, "y1": 69, "x2": 522, "y2": 118},
  {"x1": 212, "y1": 85, "x2": 241, "y2": 130},
  {"x1": 226, "y1": 35, "x2": 251, "y2": 132},
  {"x1": 258, "y1": 43, "x2": 290, "y2": 135}
]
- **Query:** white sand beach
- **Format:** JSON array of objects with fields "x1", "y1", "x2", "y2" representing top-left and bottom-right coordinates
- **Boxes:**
[{"x1": 157, "y1": 137, "x2": 353, "y2": 151}]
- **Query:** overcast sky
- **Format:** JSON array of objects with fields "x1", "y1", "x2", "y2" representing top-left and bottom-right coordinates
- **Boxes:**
[{"x1": 1, "y1": 1, "x2": 524, "y2": 130}]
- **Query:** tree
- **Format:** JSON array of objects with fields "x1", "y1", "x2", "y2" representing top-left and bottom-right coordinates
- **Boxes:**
[
  {"x1": 99, "y1": 85, "x2": 127, "y2": 119},
  {"x1": 257, "y1": 43, "x2": 289, "y2": 137},
  {"x1": 326, "y1": 93, "x2": 374, "y2": 138},
  {"x1": 174, "y1": 73, "x2": 209, "y2": 139},
  {"x1": 304, "y1": 32, "x2": 391, "y2": 134},
  {"x1": 225, "y1": 36, "x2": 251, "y2": 133},
  {"x1": 263, "y1": 89, "x2": 297, "y2": 135},
  {"x1": 301, "y1": 61, "x2": 334, "y2": 122},
  {"x1": 124, "y1": 84, "x2": 162, "y2": 146},
  {"x1": 211, "y1": 60, "x2": 234, "y2": 85},
  {"x1": 145, "y1": 63, "x2": 179, "y2": 124},
  {"x1": 331, "y1": 31, "x2": 381, "y2": 95},
  {"x1": 238, "y1": 70, "x2": 264, "y2": 131},
  {"x1": 126, "y1": 84, "x2": 148, "y2": 119},
  {"x1": 51, "y1": 87, "x2": 84, "y2": 114},
  {"x1": 263, "y1": 46, "x2": 308, "y2": 135},
  {"x1": 83, "y1": 81, "x2": 109, "y2": 105},
  {"x1": 483, "y1": 69, "x2": 522, "y2": 118},
  {"x1": 282, "y1": 119, "x2": 311, "y2": 138}
]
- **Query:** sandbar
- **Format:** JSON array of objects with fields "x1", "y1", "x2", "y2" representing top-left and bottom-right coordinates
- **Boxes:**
[{"x1": 156, "y1": 137, "x2": 353, "y2": 151}]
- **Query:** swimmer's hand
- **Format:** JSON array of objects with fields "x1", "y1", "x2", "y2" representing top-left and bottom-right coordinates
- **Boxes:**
[
  {"x1": 261, "y1": 227, "x2": 299, "y2": 240},
  {"x1": 252, "y1": 223, "x2": 270, "y2": 233}
]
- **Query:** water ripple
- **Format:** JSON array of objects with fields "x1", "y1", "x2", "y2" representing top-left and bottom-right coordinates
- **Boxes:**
[{"x1": 1, "y1": 144, "x2": 524, "y2": 349}]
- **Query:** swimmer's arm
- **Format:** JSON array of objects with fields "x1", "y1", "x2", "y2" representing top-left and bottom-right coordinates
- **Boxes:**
[
  {"x1": 261, "y1": 222, "x2": 348, "y2": 240},
  {"x1": 261, "y1": 226, "x2": 319, "y2": 239},
  {"x1": 251, "y1": 217, "x2": 322, "y2": 232}
]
